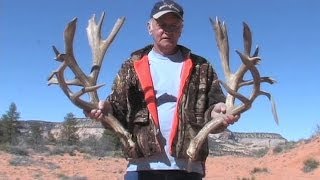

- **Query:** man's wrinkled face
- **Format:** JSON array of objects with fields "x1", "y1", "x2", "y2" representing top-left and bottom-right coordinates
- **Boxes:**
[{"x1": 148, "y1": 13, "x2": 183, "y2": 54}]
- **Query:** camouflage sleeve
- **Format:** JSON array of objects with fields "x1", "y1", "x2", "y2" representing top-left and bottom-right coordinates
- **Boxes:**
[
  {"x1": 204, "y1": 65, "x2": 227, "y2": 133},
  {"x1": 207, "y1": 65, "x2": 226, "y2": 106},
  {"x1": 107, "y1": 60, "x2": 133, "y2": 127}
]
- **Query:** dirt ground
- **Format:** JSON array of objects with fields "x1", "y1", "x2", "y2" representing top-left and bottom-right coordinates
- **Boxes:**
[{"x1": 0, "y1": 136, "x2": 319, "y2": 180}]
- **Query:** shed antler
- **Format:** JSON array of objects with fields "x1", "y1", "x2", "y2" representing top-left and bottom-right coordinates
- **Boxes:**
[
  {"x1": 48, "y1": 13, "x2": 137, "y2": 158},
  {"x1": 187, "y1": 17, "x2": 279, "y2": 161}
]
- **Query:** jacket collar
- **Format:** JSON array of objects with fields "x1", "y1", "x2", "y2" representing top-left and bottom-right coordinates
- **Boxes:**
[{"x1": 131, "y1": 44, "x2": 191, "y2": 61}]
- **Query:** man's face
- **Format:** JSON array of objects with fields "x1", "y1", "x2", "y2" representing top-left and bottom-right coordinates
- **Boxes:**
[{"x1": 149, "y1": 13, "x2": 183, "y2": 54}]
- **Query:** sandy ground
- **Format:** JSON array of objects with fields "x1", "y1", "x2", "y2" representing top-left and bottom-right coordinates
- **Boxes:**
[{"x1": 0, "y1": 137, "x2": 319, "y2": 180}]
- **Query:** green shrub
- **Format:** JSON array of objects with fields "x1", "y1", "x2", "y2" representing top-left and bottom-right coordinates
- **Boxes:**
[
  {"x1": 79, "y1": 132, "x2": 123, "y2": 157},
  {"x1": 0, "y1": 103, "x2": 20, "y2": 145},
  {"x1": 251, "y1": 167, "x2": 269, "y2": 174},
  {"x1": 49, "y1": 145, "x2": 78, "y2": 156},
  {"x1": 8, "y1": 146, "x2": 29, "y2": 156},
  {"x1": 0, "y1": 143, "x2": 10, "y2": 152},
  {"x1": 303, "y1": 158, "x2": 319, "y2": 173},
  {"x1": 272, "y1": 145, "x2": 283, "y2": 154},
  {"x1": 273, "y1": 141, "x2": 296, "y2": 154},
  {"x1": 252, "y1": 147, "x2": 269, "y2": 157},
  {"x1": 9, "y1": 156, "x2": 33, "y2": 166},
  {"x1": 57, "y1": 174, "x2": 88, "y2": 180},
  {"x1": 60, "y1": 113, "x2": 80, "y2": 146},
  {"x1": 312, "y1": 124, "x2": 320, "y2": 138},
  {"x1": 237, "y1": 177, "x2": 256, "y2": 180}
]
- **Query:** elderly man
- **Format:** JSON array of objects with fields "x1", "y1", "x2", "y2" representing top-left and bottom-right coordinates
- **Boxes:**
[{"x1": 89, "y1": 1, "x2": 238, "y2": 179}]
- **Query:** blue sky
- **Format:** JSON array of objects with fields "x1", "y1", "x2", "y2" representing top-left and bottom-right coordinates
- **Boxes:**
[{"x1": 1, "y1": 0, "x2": 319, "y2": 141}]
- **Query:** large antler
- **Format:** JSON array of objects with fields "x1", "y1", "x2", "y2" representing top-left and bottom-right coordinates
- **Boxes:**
[
  {"x1": 47, "y1": 13, "x2": 137, "y2": 158},
  {"x1": 186, "y1": 17, "x2": 279, "y2": 161}
]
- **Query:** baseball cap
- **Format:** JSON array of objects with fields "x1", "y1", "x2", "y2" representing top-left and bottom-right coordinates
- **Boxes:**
[{"x1": 150, "y1": 0, "x2": 184, "y2": 20}]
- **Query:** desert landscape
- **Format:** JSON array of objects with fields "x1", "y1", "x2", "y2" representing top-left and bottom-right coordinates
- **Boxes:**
[{"x1": 0, "y1": 136, "x2": 319, "y2": 180}]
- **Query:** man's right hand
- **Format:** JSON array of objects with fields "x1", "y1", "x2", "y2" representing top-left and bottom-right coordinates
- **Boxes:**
[{"x1": 88, "y1": 100, "x2": 113, "y2": 121}]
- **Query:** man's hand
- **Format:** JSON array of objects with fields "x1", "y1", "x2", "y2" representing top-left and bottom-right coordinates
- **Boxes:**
[
  {"x1": 210, "y1": 102, "x2": 240, "y2": 132},
  {"x1": 88, "y1": 100, "x2": 113, "y2": 121}
]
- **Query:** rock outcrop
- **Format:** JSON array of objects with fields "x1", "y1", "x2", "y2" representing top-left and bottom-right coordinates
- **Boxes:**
[
  {"x1": 18, "y1": 119, "x2": 287, "y2": 156},
  {"x1": 209, "y1": 130, "x2": 287, "y2": 156}
]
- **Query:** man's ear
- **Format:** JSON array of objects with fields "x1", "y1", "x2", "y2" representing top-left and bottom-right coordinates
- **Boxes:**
[{"x1": 147, "y1": 21, "x2": 153, "y2": 35}]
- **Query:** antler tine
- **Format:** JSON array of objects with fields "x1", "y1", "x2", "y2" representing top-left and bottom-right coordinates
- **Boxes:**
[
  {"x1": 71, "y1": 84, "x2": 106, "y2": 111},
  {"x1": 186, "y1": 18, "x2": 278, "y2": 162},
  {"x1": 211, "y1": 17, "x2": 238, "y2": 109},
  {"x1": 239, "y1": 76, "x2": 276, "y2": 87},
  {"x1": 87, "y1": 12, "x2": 125, "y2": 85},
  {"x1": 211, "y1": 17, "x2": 231, "y2": 79},
  {"x1": 243, "y1": 22, "x2": 252, "y2": 56},
  {"x1": 64, "y1": 19, "x2": 91, "y2": 86}
]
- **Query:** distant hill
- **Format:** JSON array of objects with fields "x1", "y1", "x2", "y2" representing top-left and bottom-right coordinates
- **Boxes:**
[
  {"x1": 208, "y1": 130, "x2": 287, "y2": 156},
  {"x1": 18, "y1": 118, "x2": 287, "y2": 156}
]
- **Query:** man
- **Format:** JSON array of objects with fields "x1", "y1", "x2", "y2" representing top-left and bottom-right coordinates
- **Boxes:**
[{"x1": 89, "y1": 1, "x2": 238, "y2": 179}]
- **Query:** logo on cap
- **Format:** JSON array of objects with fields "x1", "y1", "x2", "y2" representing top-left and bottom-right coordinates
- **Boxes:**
[
  {"x1": 151, "y1": 0, "x2": 184, "y2": 19},
  {"x1": 159, "y1": 3, "x2": 180, "y2": 12}
]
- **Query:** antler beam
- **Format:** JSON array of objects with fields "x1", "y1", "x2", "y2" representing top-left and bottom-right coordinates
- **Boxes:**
[
  {"x1": 48, "y1": 13, "x2": 138, "y2": 158},
  {"x1": 187, "y1": 17, "x2": 279, "y2": 161}
]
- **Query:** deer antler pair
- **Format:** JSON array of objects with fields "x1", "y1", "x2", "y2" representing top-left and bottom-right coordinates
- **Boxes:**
[
  {"x1": 47, "y1": 13, "x2": 137, "y2": 158},
  {"x1": 186, "y1": 17, "x2": 279, "y2": 161}
]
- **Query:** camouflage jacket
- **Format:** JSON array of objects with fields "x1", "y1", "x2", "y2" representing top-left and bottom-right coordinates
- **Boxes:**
[{"x1": 107, "y1": 45, "x2": 226, "y2": 162}]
